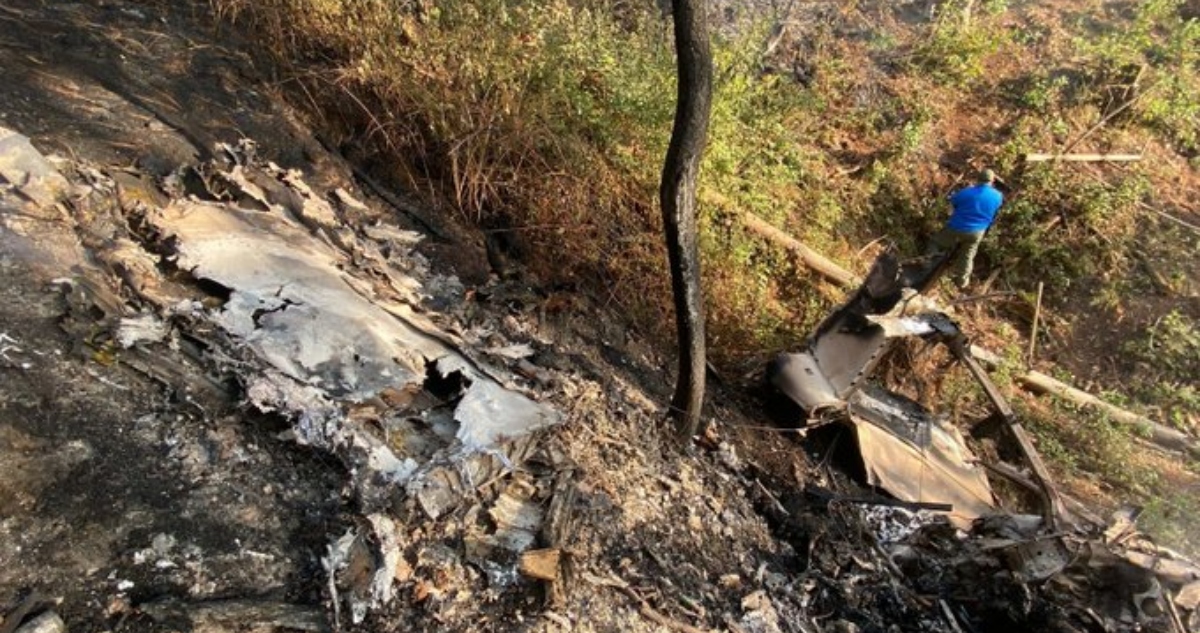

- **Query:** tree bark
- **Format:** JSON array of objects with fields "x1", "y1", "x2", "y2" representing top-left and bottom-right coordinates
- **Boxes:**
[{"x1": 661, "y1": 0, "x2": 713, "y2": 439}]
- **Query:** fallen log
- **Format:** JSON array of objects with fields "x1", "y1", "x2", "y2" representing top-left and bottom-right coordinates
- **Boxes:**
[
  {"x1": 740, "y1": 213, "x2": 860, "y2": 287},
  {"x1": 970, "y1": 346, "x2": 1199, "y2": 457},
  {"x1": 740, "y1": 214, "x2": 1199, "y2": 457}
]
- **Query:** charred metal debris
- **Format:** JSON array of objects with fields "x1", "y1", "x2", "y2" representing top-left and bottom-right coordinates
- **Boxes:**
[
  {"x1": 4, "y1": 124, "x2": 1199, "y2": 632},
  {"x1": 766, "y1": 249, "x2": 1200, "y2": 631}
]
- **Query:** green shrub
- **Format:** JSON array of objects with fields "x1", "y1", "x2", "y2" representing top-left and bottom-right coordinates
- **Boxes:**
[
  {"x1": 910, "y1": 0, "x2": 1012, "y2": 86},
  {"x1": 1074, "y1": 0, "x2": 1200, "y2": 152},
  {"x1": 1122, "y1": 310, "x2": 1200, "y2": 431}
]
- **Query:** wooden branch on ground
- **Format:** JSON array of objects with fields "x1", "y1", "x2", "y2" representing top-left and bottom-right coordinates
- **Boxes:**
[
  {"x1": 1133, "y1": 250, "x2": 1175, "y2": 296},
  {"x1": 1027, "y1": 281, "x2": 1044, "y2": 366},
  {"x1": 754, "y1": 478, "x2": 790, "y2": 516},
  {"x1": 940, "y1": 600, "x2": 967, "y2": 633},
  {"x1": 1058, "y1": 76, "x2": 1153, "y2": 156},
  {"x1": 539, "y1": 470, "x2": 579, "y2": 607},
  {"x1": 1136, "y1": 200, "x2": 1200, "y2": 234},
  {"x1": 1164, "y1": 589, "x2": 1188, "y2": 633},
  {"x1": 740, "y1": 213, "x2": 860, "y2": 287},
  {"x1": 583, "y1": 573, "x2": 711, "y2": 633},
  {"x1": 350, "y1": 163, "x2": 449, "y2": 240},
  {"x1": 948, "y1": 291, "x2": 1018, "y2": 306},
  {"x1": 1024, "y1": 153, "x2": 1142, "y2": 163},
  {"x1": 1079, "y1": 166, "x2": 1200, "y2": 235}
]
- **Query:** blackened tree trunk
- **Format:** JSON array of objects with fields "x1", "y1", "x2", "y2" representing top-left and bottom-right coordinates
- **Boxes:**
[{"x1": 661, "y1": 0, "x2": 713, "y2": 439}]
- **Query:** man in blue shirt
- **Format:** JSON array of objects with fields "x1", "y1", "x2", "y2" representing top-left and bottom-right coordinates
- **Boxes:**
[{"x1": 926, "y1": 168, "x2": 1004, "y2": 289}]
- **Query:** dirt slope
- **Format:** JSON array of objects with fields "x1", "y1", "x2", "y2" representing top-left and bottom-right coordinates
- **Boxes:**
[{"x1": 0, "y1": 2, "x2": 801, "y2": 631}]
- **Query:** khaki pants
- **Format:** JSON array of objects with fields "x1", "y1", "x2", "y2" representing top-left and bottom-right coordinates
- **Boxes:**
[{"x1": 926, "y1": 227, "x2": 985, "y2": 288}]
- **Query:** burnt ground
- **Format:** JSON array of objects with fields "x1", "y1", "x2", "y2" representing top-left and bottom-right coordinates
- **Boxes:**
[
  {"x1": 0, "y1": 2, "x2": 806, "y2": 630},
  {"x1": 1, "y1": 2, "x2": 1198, "y2": 633},
  {"x1": 0, "y1": 3, "x2": 356, "y2": 628}
]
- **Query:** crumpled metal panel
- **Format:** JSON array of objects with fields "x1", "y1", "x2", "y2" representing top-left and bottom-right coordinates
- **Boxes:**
[
  {"x1": 151, "y1": 199, "x2": 559, "y2": 457},
  {"x1": 769, "y1": 255, "x2": 941, "y2": 410},
  {"x1": 848, "y1": 386, "x2": 996, "y2": 526},
  {"x1": 768, "y1": 251, "x2": 995, "y2": 523}
]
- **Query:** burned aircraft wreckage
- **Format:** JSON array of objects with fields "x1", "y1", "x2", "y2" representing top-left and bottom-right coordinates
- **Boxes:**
[
  {"x1": 4, "y1": 123, "x2": 1199, "y2": 631},
  {"x1": 766, "y1": 251, "x2": 1200, "y2": 630},
  {"x1": 766, "y1": 252, "x2": 1058, "y2": 527}
]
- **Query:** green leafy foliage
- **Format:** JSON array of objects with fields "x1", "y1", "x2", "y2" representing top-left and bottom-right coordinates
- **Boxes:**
[
  {"x1": 1123, "y1": 310, "x2": 1200, "y2": 432},
  {"x1": 211, "y1": 0, "x2": 1196, "y2": 421},
  {"x1": 1075, "y1": 0, "x2": 1200, "y2": 152},
  {"x1": 910, "y1": 0, "x2": 1012, "y2": 86}
]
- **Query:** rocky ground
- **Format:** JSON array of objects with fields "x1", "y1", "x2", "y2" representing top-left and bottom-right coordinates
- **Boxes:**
[{"x1": 1, "y1": 2, "x2": 1198, "y2": 633}]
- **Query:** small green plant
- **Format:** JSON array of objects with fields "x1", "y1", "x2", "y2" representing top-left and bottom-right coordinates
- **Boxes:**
[
  {"x1": 910, "y1": 0, "x2": 1011, "y2": 85},
  {"x1": 1028, "y1": 398, "x2": 1160, "y2": 493},
  {"x1": 1019, "y1": 74, "x2": 1070, "y2": 111},
  {"x1": 1074, "y1": 0, "x2": 1200, "y2": 152},
  {"x1": 1140, "y1": 492, "x2": 1200, "y2": 559},
  {"x1": 1122, "y1": 311, "x2": 1200, "y2": 432},
  {"x1": 1128, "y1": 311, "x2": 1200, "y2": 376}
]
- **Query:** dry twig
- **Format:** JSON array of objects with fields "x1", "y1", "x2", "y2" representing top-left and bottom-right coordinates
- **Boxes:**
[{"x1": 583, "y1": 573, "x2": 712, "y2": 633}]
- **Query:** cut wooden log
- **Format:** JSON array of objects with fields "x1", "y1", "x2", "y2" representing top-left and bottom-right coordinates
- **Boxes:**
[
  {"x1": 970, "y1": 346, "x2": 1199, "y2": 457},
  {"x1": 539, "y1": 469, "x2": 579, "y2": 607},
  {"x1": 1023, "y1": 153, "x2": 1142, "y2": 162}
]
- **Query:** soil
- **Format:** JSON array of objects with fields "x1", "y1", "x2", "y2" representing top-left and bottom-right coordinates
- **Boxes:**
[
  {"x1": 0, "y1": 2, "x2": 355, "y2": 629},
  {"x1": 0, "y1": 3, "x2": 812, "y2": 631},
  {"x1": 1, "y1": 2, "x2": 1197, "y2": 633}
]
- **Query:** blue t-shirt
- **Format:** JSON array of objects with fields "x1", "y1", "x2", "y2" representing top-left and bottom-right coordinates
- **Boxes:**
[{"x1": 947, "y1": 184, "x2": 1003, "y2": 233}]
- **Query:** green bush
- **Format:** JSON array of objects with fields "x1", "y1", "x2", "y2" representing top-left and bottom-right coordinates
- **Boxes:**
[
  {"x1": 1123, "y1": 310, "x2": 1200, "y2": 431},
  {"x1": 1074, "y1": 0, "x2": 1200, "y2": 152},
  {"x1": 213, "y1": 0, "x2": 842, "y2": 359},
  {"x1": 910, "y1": 0, "x2": 1012, "y2": 86}
]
